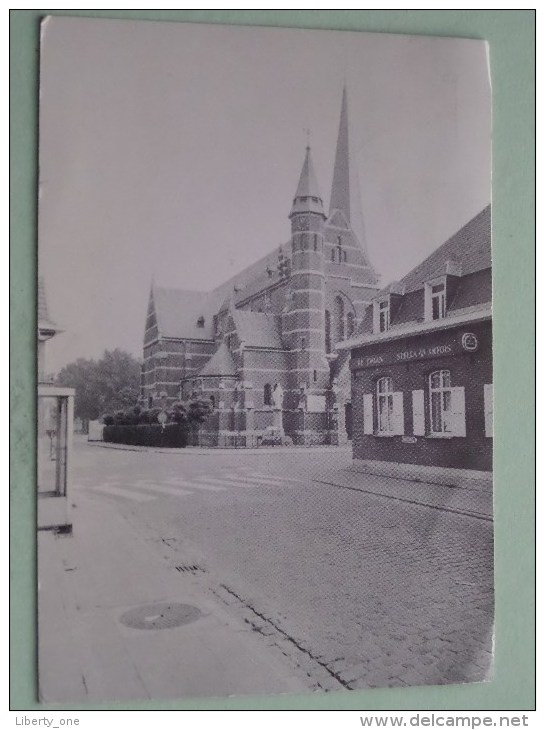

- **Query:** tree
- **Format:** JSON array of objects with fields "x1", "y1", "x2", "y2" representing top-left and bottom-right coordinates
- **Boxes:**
[
  {"x1": 56, "y1": 349, "x2": 141, "y2": 425},
  {"x1": 167, "y1": 401, "x2": 188, "y2": 425},
  {"x1": 186, "y1": 398, "x2": 212, "y2": 425}
]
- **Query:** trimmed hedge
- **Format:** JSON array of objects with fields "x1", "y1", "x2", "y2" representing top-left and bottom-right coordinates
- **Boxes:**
[{"x1": 103, "y1": 424, "x2": 188, "y2": 448}]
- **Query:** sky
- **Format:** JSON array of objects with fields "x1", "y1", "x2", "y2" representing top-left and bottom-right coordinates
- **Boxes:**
[{"x1": 39, "y1": 16, "x2": 491, "y2": 374}]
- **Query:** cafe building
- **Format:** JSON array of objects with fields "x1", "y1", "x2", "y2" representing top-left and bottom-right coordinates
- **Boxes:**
[{"x1": 339, "y1": 205, "x2": 492, "y2": 472}]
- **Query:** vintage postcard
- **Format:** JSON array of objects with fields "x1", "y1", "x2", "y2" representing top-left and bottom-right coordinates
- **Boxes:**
[{"x1": 37, "y1": 17, "x2": 492, "y2": 702}]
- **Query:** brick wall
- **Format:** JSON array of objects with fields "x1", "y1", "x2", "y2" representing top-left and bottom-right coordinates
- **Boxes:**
[
  {"x1": 351, "y1": 321, "x2": 492, "y2": 471},
  {"x1": 242, "y1": 348, "x2": 290, "y2": 408},
  {"x1": 142, "y1": 336, "x2": 215, "y2": 405}
]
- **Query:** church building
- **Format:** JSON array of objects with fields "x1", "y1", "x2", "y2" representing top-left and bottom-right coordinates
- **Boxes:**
[{"x1": 141, "y1": 88, "x2": 380, "y2": 446}]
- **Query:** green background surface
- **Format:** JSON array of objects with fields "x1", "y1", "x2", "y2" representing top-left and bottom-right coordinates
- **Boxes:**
[{"x1": 10, "y1": 9, "x2": 535, "y2": 711}]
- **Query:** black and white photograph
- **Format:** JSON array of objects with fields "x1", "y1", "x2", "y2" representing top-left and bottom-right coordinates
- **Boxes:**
[{"x1": 37, "y1": 16, "x2": 493, "y2": 703}]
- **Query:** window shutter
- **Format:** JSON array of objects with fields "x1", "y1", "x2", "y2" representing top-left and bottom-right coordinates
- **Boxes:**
[
  {"x1": 412, "y1": 390, "x2": 425, "y2": 436},
  {"x1": 363, "y1": 393, "x2": 374, "y2": 435},
  {"x1": 392, "y1": 392, "x2": 405, "y2": 435},
  {"x1": 450, "y1": 386, "x2": 466, "y2": 437},
  {"x1": 484, "y1": 384, "x2": 493, "y2": 438}
]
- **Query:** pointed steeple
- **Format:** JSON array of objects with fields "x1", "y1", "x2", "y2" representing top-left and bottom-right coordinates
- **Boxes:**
[
  {"x1": 289, "y1": 145, "x2": 325, "y2": 218},
  {"x1": 329, "y1": 86, "x2": 367, "y2": 251}
]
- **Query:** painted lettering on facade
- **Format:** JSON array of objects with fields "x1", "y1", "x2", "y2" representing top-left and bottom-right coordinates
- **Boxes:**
[{"x1": 351, "y1": 342, "x2": 456, "y2": 370}]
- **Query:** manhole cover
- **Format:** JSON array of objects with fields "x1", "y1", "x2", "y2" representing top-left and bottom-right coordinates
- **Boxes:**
[{"x1": 120, "y1": 602, "x2": 201, "y2": 630}]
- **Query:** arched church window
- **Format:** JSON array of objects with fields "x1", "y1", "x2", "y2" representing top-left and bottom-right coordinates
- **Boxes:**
[
  {"x1": 336, "y1": 236, "x2": 343, "y2": 264},
  {"x1": 325, "y1": 310, "x2": 331, "y2": 353},
  {"x1": 210, "y1": 395, "x2": 216, "y2": 409},
  {"x1": 346, "y1": 311, "x2": 355, "y2": 338},
  {"x1": 334, "y1": 295, "x2": 345, "y2": 342},
  {"x1": 264, "y1": 383, "x2": 272, "y2": 406},
  {"x1": 331, "y1": 248, "x2": 335, "y2": 262}
]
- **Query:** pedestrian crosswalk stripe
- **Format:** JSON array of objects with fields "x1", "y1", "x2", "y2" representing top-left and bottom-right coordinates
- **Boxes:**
[
  {"x1": 129, "y1": 482, "x2": 194, "y2": 497},
  {"x1": 215, "y1": 473, "x2": 295, "y2": 486},
  {"x1": 192, "y1": 476, "x2": 254, "y2": 488},
  {"x1": 220, "y1": 472, "x2": 252, "y2": 480},
  {"x1": 91, "y1": 485, "x2": 155, "y2": 503},
  {"x1": 249, "y1": 473, "x2": 307, "y2": 485},
  {"x1": 160, "y1": 478, "x2": 226, "y2": 492},
  {"x1": 235, "y1": 476, "x2": 288, "y2": 486},
  {"x1": 195, "y1": 475, "x2": 293, "y2": 489},
  {"x1": 87, "y1": 472, "x2": 304, "y2": 503}
]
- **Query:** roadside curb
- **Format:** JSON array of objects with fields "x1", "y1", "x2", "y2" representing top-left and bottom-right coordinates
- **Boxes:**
[
  {"x1": 349, "y1": 459, "x2": 493, "y2": 488},
  {"x1": 87, "y1": 441, "x2": 351, "y2": 456}
]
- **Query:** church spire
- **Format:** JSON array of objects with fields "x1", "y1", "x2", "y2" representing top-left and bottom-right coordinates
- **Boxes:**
[
  {"x1": 329, "y1": 86, "x2": 367, "y2": 251},
  {"x1": 289, "y1": 145, "x2": 325, "y2": 218}
]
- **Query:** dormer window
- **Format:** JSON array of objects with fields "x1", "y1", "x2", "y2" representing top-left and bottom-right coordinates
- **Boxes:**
[
  {"x1": 376, "y1": 300, "x2": 390, "y2": 333},
  {"x1": 372, "y1": 298, "x2": 391, "y2": 334},
  {"x1": 379, "y1": 301, "x2": 389, "y2": 332},
  {"x1": 425, "y1": 279, "x2": 446, "y2": 321},
  {"x1": 431, "y1": 284, "x2": 446, "y2": 319},
  {"x1": 196, "y1": 315, "x2": 205, "y2": 328}
]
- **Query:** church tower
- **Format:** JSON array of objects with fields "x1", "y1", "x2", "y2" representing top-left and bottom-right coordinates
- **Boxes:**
[
  {"x1": 328, "y1": 85, "x2": 369, "y2": 256},
  {"x1": 283, "y1": 145, "x2": 330, "y2": 442}
]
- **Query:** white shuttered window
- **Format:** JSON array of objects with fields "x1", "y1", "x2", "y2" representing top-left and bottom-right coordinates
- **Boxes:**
[
  {"x1": 391, "y1": 391, "x2": 405, "y2": 435},
  {"x1": 376, "y1": 378, "x2": 404, "y2": 435},
  {"x1": 429, "y1": 370, "x2": 452, "y2": 434},
  {"x1": 428, "y1": 370, "x2": 466, "y2": 437},
  {"x1": 377, "y1": 377, "x2": 393, "y2": 433}
]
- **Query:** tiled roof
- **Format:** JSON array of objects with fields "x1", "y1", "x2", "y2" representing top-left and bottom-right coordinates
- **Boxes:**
[
  {"x1": 198, "y1": 342, "x2": 237, "y2": 377},
  {"x1": 210, "y1": 245, "x2": 289, "y2": 306},
  {"x1": 349, "y1": 206, "x2": 492, "y2": 341},
  {"x1": 293, "y1": 146, "x2": 322, "y2": 200},
  {"x1": 232, "y1": 310, "x2": 284, "y2": 349},
  {"x1": 153, "y1": 287, "x2": 217, "y2": 340},
  {"x1": 152, "y1": 238, "x2": 294, "y2": 341},
  {"x1": 234, "y1": 271, "x2": 290, "y2": 306},
  {"x1": 290, "y1": 146, "x2": 324, "y2": 217},
  {"x1": 399, "y1": 205, "x2": 491, "y2": 293},
  {"x1": 339, "y1": 301, "x2": 491, "y2": 350}
]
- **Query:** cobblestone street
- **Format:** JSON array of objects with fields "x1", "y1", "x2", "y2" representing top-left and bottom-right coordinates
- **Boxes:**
[{"x1": 41, "y1": 438, "x2": 494, "y2": 699}]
